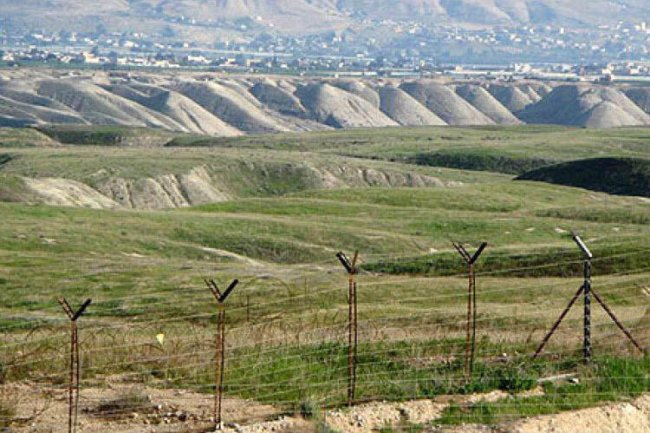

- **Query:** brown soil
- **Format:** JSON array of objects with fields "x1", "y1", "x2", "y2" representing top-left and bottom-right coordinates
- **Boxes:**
[
  {"x1": 3, "y1": 380, "x2": 648, "y2": 433},
  {"x1": 4, "y1": 380, "x2": 279, "y2": 433}
]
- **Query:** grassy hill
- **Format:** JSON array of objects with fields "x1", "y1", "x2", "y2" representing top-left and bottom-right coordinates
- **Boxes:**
[
  {"x1": 170, "y1": 124, "x2": 650, "y2": 175},
  {"x1": 0, "y1": 124, "x2": 649, "y2": 427},
  {"x1": 517, "y1": 157, "x2": 650, "y2": 197},
  {"x1": 1, "y1": 126, "x2": 650, "y2": 209}
]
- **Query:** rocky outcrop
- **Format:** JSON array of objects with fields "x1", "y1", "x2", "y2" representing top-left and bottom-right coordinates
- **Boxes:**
[
  {"x1": 95, "y1": 167, "x2": 230, "y2": 209},
  {"x1": 22, "y1": 177, "x2": 119, "y2": 209}
]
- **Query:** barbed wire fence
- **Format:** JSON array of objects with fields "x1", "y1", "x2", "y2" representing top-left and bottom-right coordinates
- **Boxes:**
[{"x1": 0, "y1": 240, "x2": 648, "y2": 432}]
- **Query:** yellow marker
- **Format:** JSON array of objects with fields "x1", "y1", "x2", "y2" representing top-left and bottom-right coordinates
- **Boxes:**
[{"x1": 156, "y1": 333, "x2": 165, "y2": 346}]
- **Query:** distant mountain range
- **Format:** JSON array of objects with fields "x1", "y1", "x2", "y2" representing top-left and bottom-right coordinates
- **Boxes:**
[{"x1": 2, "y1": 0, "x2": 649, "y2": 36}]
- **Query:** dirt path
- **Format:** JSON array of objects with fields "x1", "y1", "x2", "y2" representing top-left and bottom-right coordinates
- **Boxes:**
[
  {"x1": 220, "y1": 389, "x2": 543, "y2": 433},
  {"x1": 4, "y1": 381, "x2": 649, "y2": 433},
  {"x1": 4, "y1": 381, "x2": 278, "y2": 433}
]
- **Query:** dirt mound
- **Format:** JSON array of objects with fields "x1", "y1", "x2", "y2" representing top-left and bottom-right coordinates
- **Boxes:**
[
  {"x1": 295, "y1": 83, "x2": 398, "y2": 128},
  {"x1": 485, "y1": 84, "x2": 536, "y2": 112},
  {"x1": 0, "y1": 80, "x2": 87, "y2": 125},
  {"x1": 172, "y1": 80, "x2": 290, "y2": 133},
  {"x1": 216, "y1": 77, "x2": 269, "y2": 107},
  {"x1": 0, "y1": 80, "x2": 78, "y2": 111},
  {"x1": 625, "y1": 87, "x2": 650, "y2": 114},
  {"x1": 519, "y1": 85, "x2": 650, "y2": 128},
  {"x1": 575, "y1": 101, "x2": 642, "y2": 128},
  {"x1": 326, "y1": 400, "x2": 446, "y2": 433},
  {"x1": 328, "y1": 393, "x2": 650, "y2": 433},
  {"x1": 377, "y1": 85, "x2": 446, "y2": 126},
  {"x1": 3, "y1": 72, "x2": 650, "y2": 133},
  {"x1": 506, "y1": 394, "x2": 650, "y2": 433},
  {"x1": 400, "y1": 81, "x2": 494, "y2": 125},
  {"x1": 106, "y1": 84, "x2": 242, "y2": 136},
  {"x1": 332, "y1": 80, "x2": 381, "y2": 107},
  {"x1": 455, "y1": 84, "x2": 522, "y2": 125},
  {"x1": 0, "y1": 94, "x2": 87, "y2": 125},
  {"x1": 249, "y1": 80, "x2": 308, "y2": 117},
  {"x1": 35, "y1": 79, "x2": 180, "y2": 129}
]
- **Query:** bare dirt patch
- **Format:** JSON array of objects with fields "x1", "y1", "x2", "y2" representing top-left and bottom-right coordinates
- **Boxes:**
[
  {"x1": 4, "y1": 379, "x2": 648, "y2": 433},
  {"x1": 4, "y1": 381, "x2": 279, "y2": 433}
]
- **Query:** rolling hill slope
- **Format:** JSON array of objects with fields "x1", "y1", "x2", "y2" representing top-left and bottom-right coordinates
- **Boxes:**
[
  {"x1": 517, "y1": 157, "x2": 650, "y2": 197},
  {"x1": 400, "y1": 81, "x2": 495, "y2": 126},
  {"x1": 2, "y1": 70, "x2": 650, "y2": 133},
  {"x1": 518, "y1": 85, "x2": 650, "y2": 128},
  {"x1": 0, "y1": 139, "x2": 483, "y2": 209},
  {"x1": 625, "y1": 87, "x2": 650, "y2": 114},
  {"x1": 485, "y1": 84, "x2": 538, "y2": 112},
  {"x1": 105, "y1": 83, "x2": 243, "y2": 136},
  {"x1": 3, "y1": 125, "x2": 650, "y2": 210},
  {"x1": 455, "y1": 84, "x2": 522, "y2": 125},
  {"x1": 295, "y1": 83, "x2": 398, "y2": 128},
  {"x1": 171, "y1": 80, "x2": 289, "y2": 133},
  {"x1": 377, "y1": 85, "x2": 447, "y2": 126},
  {"x1": 3, "y1": 0, "x2": 649, "y2": 35}
]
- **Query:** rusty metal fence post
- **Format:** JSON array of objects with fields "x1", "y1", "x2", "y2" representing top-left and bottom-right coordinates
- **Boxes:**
[
  {"x1": 205, "y1": 279, "x2": 239, "y2": 430},
  {"x1": 534, "y1": 234, "x2": 645, "y2": 361},
  {"x1": 58, "y1": 298, "x2": 91, "y2": 433},
  {"x1": 246, "y1": 295, "x2": 250, "y2": 323},
  {"x1": 337, "y1": 251, "x2": 359, "y2": 407},
  {"x1": 582, "y1": 253, "x2": 592, "y2": 362},
  {"x1": 453, "y1": 242, "x2": 487, "y2": 379}
]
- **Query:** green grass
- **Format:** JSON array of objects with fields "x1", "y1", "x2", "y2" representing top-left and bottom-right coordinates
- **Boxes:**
[
  {"x1": 536, "y1": 206, "x2": 650, "y2": 225},
  {"x1": 36, "y1": 125, "x2": 180, "y2": 147},
  {"x1": 518, "y1": 157, "x2": 650, "y2": 197},
  {"x1": 165, "y1": 125, "x2": 650, "y2": 165},
  {"x1": 407, "y1": 150, "x2": 556, "y2": 175},
  {"x1": 76, "y1": 338, "x2": 543, "y2": 406},
  {"x1": 0, "y1": 146, "x2": 503, "y2": 196},
  {"x1": 362, "y1": 242, "x2": 650, "y2": 277},
  {"x1": 379, "y1": 425, "x2": 423, "y2": 433},
  {"x1": 0, "y1": 125, "x2": 649, "y2": 423},
  {"x1": 0, "y1": 127, "x2": 55, "y2": 148},
  {"x1": 438, "y1": 356, "x2": 650, "y2": 425},
  {"x1": 0, "y1": 174, "x2": 35, "y2": 202}
]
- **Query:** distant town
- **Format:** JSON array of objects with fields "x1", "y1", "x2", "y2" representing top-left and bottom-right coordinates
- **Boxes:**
[{"x1": 1, "y1": 19, "x2": 649, "y2": 83}]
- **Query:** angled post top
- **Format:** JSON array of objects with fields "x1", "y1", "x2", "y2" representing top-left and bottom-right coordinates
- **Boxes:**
[
  {"x1": 205, "y1": 279, "x2": 239, "y2": 303},
  {"x1": 572, "y1": 233, "x2": 593, "y2": 260},
  {"x1": 58, "y1": 298, "x2": 92, "y2": 322},
  {"x1": 337, "y1": 251, "x2": 359, "y2": 275},
  {"x1": 453, "y1": 242, "x2": 488, "y2": 264}
]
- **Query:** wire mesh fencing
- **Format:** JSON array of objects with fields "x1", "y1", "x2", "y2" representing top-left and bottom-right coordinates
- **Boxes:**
[{"x1": 0, "y1": 245, "x2": 648, "y2": 431}]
